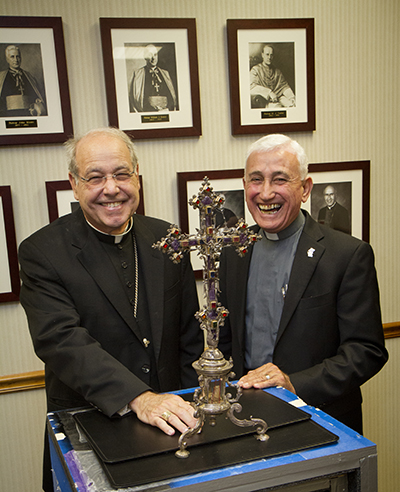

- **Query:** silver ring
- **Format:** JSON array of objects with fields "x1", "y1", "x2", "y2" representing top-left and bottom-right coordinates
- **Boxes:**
[
  {"x1": 265, "y1": 374, "x2": 270, "y2": 380},
  {"x1": 161, "y1": 410, "x2": 172, "y2": 422}
]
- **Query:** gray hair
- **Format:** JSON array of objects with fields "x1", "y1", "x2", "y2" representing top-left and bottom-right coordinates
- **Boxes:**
[
  {"x1": 5, "y1": 45, "x2": 20, "y2": 57},
  {"x1": 262, "y1": 44, "x2": 274, "y2": 54},
  {"x1": 245, "y1": 134, "x2": 309, "y2": 180},
  {"x1": 65, "y1": 127, "x2": 139, "y2": 179},
  {"x1": 144, "y1": 44, "x2": 158, "y2": 61}
]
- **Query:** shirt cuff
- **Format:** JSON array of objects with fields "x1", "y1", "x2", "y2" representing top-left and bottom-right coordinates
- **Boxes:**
[{"x1": 117, "y1": 404, "x2": 131, "y2": 417}]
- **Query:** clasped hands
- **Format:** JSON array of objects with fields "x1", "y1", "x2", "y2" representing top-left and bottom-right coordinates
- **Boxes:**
[
  {"x1": 238, "y1": 362, "x2": 296, "y2": 394},
  {"x1": 129, "y1": 391, "x2": 197, "y2": 436}
]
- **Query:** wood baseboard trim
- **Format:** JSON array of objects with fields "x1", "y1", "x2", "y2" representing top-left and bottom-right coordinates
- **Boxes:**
[
  {"x1": 383, "y1": 321, "x2": 400, "y2": 339},
  {"x1": 0, "y1": 370, "x2": 45, "y2": 394},
  {"x1": 0, "y1": 322, "x2": 399, "y2": 395}
]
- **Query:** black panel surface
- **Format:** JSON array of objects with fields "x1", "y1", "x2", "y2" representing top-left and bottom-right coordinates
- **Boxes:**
[{"x1": 73, "y1": 389, "x2": 311, "y2": 462}]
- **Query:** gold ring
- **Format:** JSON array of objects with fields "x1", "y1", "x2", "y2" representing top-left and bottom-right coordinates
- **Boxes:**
[
  {"x1": 265, "y1": 374, "x2": 270, "y2": 380},
  {"x1": 161, "y1": 410, "x2": 172, "y2": 422}
]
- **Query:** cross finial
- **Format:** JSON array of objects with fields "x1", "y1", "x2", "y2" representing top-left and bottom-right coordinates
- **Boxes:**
[{"x1": 153, "y1": 176, "x2": 261, "y2": 348}]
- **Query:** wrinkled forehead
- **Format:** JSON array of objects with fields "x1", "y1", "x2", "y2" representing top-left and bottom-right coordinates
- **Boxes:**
[{"x1": 246, "y1": 148, "x2": 301, "y2": 177}]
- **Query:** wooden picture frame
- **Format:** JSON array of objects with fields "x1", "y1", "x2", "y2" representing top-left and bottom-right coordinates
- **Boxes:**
[
  {"x1": 227, "y1": 18, "x2": 315, "y2": 135},
  {"x1": 100, "y1": 17, "x2": 201, "y2": 140},
  {"x1": 177, "y1": 170, "x2": 252, "y2": 278},
  {"x1": 304, "y1": 161, "x2": 370, "y2": 242},
  {"x1": 45, "y1": 176, "x2": 145, "y2": 223},
  {"x1": 0, "y1": 16, "x2": 73, "y2": 146},
  {"x1": 0, "y1": 186, "x2": 20, "y2": 302}
]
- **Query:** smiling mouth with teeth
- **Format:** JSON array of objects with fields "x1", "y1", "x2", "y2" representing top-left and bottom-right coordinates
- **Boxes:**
[
  {"x1": 102, "y1": 202, "x2": 122, "y2": 208},
  {"x1": 258, "y1": 204, "x2": 282, "y2": 213}
]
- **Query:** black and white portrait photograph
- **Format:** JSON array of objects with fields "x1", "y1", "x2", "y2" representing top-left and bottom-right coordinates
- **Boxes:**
[
  {"x1": 214, "y1": 189, "x2": 245, "y2": 229},
  {"x1": 125, "y1": 42, "x2": 179, "y2": 113},
  {"x1": 0, "y1": 42, "x2": 47, "y2": 117},
  {"x1": 0, "y1": 16, "x2": 73, "y2": 146},
  {"x1": 249, "y1": 42, "x2": 296, "y2": 109},
  {"x1": 311, "y1": 182, "x2": 352, "y2": 235},
  {"x1": 100, "y1": 17, "x2": 201, "y2": 139},
  {"x1": 304, "y1": 161, "x2": 370, "y2": 242},
  {"x1": 227, "y1": 18, "x2": 315, "y2": 135}
]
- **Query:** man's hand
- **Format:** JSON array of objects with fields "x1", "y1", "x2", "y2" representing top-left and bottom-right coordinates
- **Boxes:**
[
  {"x1": 238, "y1": 363, "x2": 296, "y2": 394},
  {"x1": 267, "y1": 91, "x2": 279, "y2": 103},
  {"x1": 129, "y1": 391, "x2": 197, "y2": 436}
]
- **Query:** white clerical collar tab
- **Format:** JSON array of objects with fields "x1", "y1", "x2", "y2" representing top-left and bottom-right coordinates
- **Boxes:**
[
  {"x1": 265, "y1": 232, "x2": 279, "y2": 241},
  {"x1": 86, "y1": 217, "x2": 133, "y2": 243}
]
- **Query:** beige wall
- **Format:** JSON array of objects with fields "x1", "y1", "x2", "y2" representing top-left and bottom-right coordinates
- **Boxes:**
[{"x1": 0, "y1": 0, "x2": 399, "y2": 490}]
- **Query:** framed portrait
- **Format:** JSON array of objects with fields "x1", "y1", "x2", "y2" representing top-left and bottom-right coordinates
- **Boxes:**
[
  {"x1": 0, "y1": 186, "x2": 20, "y2": 302},
  {"x1": 302, "y1": 161, "x2": 370, "y2": 242},
  {"x1": 0, "y1": 16, "x2": 73, "y2": 146},
  {"x1": 177, "y1": 170, "x2": 253, "y2": 277},
  {"x1": 45, "y1": 176, "x2": 145, "y2": 223},
  {"x1": 227, "y1": 18, "x2": 315, "y2": 135},
  {"x1": 99, "y1": 17, "x2": 201, "y2": 140}
]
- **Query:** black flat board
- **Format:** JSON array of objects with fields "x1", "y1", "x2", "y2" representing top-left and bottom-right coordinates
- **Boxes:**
[
  {"x1": 103, "y1": 419, "x2": 339, "y2": 489},
  {"x1": 73, "y1": 389, "x2": 311, "y2": 463}
]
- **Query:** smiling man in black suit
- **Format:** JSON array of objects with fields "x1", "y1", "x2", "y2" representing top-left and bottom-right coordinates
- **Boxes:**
[
  {"x1": 19, "y1": 127, "x2": 202, "y2": 491},
  {"x1": 219, "y1": 134, "x2": 387, "y2": 436}
]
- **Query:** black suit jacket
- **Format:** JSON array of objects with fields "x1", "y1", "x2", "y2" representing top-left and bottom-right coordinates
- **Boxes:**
[
  {"x1": 19, "y1": 209, "x2": 202, "y2": 416},
  {"x1": 318, "y1": 202, "x2": 350, "y2": 234},
  {"x1": 219, "y1": 211, "x2": 388, "y2": 427}
]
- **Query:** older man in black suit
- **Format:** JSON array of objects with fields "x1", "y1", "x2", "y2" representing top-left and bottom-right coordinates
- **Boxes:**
[
  {"x1": 0, "y1": 45, "x2": 46, "y2": 116},
  {"x1": 318, "y1": 184, "x2": 350, "y2": 234},
  {"x1": 19, "y1": 127, "x2": 202, "y2": 491},
  {"x1": 219, "y1": 134, "x2": 387, "y2": 435}
]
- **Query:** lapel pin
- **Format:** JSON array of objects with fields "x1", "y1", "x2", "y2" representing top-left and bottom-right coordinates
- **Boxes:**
[{"x1": 307, "y1": 248, "x2": 315, "y2": 258}]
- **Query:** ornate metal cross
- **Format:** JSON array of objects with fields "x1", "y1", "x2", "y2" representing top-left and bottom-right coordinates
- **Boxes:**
[{"x1": 153, "y1": 176, "x2": 268, "y2": 457}]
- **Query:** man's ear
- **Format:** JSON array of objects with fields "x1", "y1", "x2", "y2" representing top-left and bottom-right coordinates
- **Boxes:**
[
  {"x1": 68, "y1": 173, "x2": 80, "y2": 201},
  {"x1": 301, "y1": 176, "x2": 313, "y2": 203},
  {"x1": 134, "y1": 163, "x2": 140, "y2": 189}
]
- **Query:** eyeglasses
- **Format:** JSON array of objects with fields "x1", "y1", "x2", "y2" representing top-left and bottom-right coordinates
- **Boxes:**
[{"x1": 77, "y1": 171, "x2": 136, "y2": 189}]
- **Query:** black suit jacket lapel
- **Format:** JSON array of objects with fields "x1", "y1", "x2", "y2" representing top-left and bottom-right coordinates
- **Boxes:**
[
  {"x1": 134, "y1": 215, "x2": 164, "y2": 361},
  {"x1": 70, "y1": 211, "x2": 142, "y2": 340},
  {"x1": 228, "y1": 225, "x2": 257, "y2": 354},
  {"x1": 276, "y1": 213, "x2": 325, "y2": 345}
]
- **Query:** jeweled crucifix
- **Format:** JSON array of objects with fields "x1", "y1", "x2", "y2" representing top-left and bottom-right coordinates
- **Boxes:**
[{"x1": 153, "y1": 176, "x2": 268, "y2": 458}]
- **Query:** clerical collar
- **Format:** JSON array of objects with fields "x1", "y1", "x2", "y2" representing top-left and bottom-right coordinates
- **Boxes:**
[
  {"x1": 9, "y1": 67, "x2": 22, "y2": 75},
  {"x1": 263, "y1": 212, "x2": 305, "y2": 241},
  {"x1": 86, "y1": 217, "x2": 133, "y2": 244},
  {"x1": 327, "y1": 202, "x2": 337, "y2": 210}
]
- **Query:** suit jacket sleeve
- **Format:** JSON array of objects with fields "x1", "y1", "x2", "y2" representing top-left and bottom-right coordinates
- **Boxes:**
[
  {"x1": 19, "y1": 235, "x2": 152, "y2": 416},
  {"x1": 19, "y1": 213, "x2": 202, "y2": 417}
]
